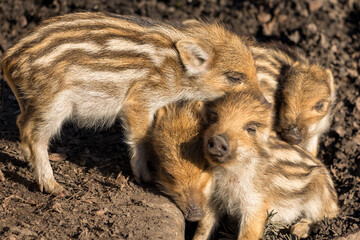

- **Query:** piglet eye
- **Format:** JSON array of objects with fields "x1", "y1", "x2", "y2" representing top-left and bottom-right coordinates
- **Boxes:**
[
  {"x1": 246, "y1": 126, "x2": 257, "y2": 135},
  {"x1": 225, "y1": 71, "x2": 247, "y2": 84},
  {"x1": 207, "y1": 110, "x2": 219, "y2": 124},
  {"x1": 314, "y1": 101, "x2": 324, "y2": 112}
]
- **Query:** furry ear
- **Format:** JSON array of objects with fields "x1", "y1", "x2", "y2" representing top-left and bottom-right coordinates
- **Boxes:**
[
  {"x1": 325, "y1": 68, "x2": 335, "y2": 93},
  {"x1": 199, "y1": 103, "x2": 219, "y2": 126},
  {"x1": 153, "y1": 106, "x2": 167, "y2": 127},
  {"x1": 192, "y1": 100, "x2": 205, "y2": 115},
  {"x1": 176, "y1": 39, "x2": 214, "y2": 75}
]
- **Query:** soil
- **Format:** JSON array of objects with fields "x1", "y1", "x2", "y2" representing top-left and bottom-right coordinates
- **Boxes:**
[{"x1": 0, "y1": 0, "x2": 359, "y2": 239}]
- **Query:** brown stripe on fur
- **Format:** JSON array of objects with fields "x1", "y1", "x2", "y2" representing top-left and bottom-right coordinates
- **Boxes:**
[
  {"x1": 274, "y1": 160, "x2": 319, "y2": 176},
  {"x1": 9, "y1": 19, "x2": 174, "y2": 64},
  {"x1": 40, "y1": 50, "x2": 154, "y2": 71},
  {"x1": 23, "y1": 27, "x2": 138, "y2": 55}
]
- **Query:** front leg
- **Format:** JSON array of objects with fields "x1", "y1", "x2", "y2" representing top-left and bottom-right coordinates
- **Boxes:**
[
  {"x1": 122, "y1": 98, "x2": 153, "y2": 183},
  {"x1": 238, "y1": 204, "x2": 268, "y2": 240},
  {"x1": 193, "y1": 205, "x2": 218, "y2": 240}
]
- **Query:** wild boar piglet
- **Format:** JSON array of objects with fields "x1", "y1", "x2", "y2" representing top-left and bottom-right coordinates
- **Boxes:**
[
  {"x1": 148, "y1": 100, "x2": 211, "y2": 222},
  {"x1": 2, "y1": 12, "x2": 259, "y2": 194},
  {"x1": 194, "y1": 90, "x2": 339, "y2": 240},
  {"x1": 251, "y1": 42, "x2": 336, "y2": 156}
]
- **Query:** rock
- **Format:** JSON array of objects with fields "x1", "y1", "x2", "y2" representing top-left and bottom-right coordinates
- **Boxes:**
[
  {"x1": 121, "y1": 195, "x2": 185, "y2": 240},
  {"x1": 145, "y1": 202, "x2": 185, "y2": 240}
]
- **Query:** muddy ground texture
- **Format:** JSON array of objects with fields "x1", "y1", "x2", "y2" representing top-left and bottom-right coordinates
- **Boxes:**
[{"x1": 0, "y1": 0, "x2": 359, "y2": 239}]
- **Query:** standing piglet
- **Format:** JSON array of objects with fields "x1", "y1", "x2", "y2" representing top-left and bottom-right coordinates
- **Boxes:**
[
  {"x1": 147, "y1": 100, "x2": 211, "y2": 222},
  {"x1": 194, "y1": 90, "x2": 339, "y2": 240},
  {"x1": 2, "y1": 12, "x2": 259, "y2": 194},
  {"x1": 251, "y1": 42, "x2": 336, "y2": 156}
]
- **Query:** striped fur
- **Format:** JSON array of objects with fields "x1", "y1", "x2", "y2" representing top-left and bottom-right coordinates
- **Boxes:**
[
  {"x1": 2, "y1": 12, "x2": 260, "y2": 194},
  {"x1": 250, "y1": 42, "x2": 336, "y2": 156},
  {"x1": 147, "y1": 100, "x2": 212, "y2": 222},
  {"x1": 194, "y1": 91, "x2": 339, "y2": 240}
]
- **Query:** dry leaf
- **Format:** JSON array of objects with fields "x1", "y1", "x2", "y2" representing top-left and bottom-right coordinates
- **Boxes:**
[{"x1": 49, "y1": 153, "x2": 67, "y2": 161}]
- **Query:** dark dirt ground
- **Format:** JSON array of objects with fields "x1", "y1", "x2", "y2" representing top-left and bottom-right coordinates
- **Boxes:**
[{"x1": 0, "y1": 0, "x2": 359, "y2": 239}]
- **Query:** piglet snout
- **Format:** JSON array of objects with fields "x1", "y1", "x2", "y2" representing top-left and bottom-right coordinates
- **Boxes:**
[{"x1": 207, "y1": 134, "x2": 229, "y2": 160}]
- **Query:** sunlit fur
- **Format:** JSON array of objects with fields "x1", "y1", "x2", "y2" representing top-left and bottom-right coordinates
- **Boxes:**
[
  {"x1": 147, "y1": 101, "x2": 212, "y2": 222},
  {"x1": 251, "y1": 42, "x2": 336, "y2": 156},
  {"x1": 2, "y1": 12, "x2": 259, "y2": 194},
  {"x1": 194, "y1": 91, "x2": 339, "y2": 240}
]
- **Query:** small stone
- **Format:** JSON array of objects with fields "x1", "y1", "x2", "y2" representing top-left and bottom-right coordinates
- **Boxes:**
[
  {"x1": 307, "y1": 23, "x2": 317, "y2": 34},
  {"x1": 309, "y1": 0, "x2": 323, "y2": 12},
  {"x1": 95, "y1": 208, "x2": 108, "y2": 216},
  {"x1": 355, "y1": 97, "x2": 360, "y2": 112},
  {"x1": 347, "y1": 69, "x2": 358, "y2": 78},
  {"x1": 289, "y1": 31, "x2": 300, "y2": 44},
  {"x1": 262, "y1": 19, "x2": 276, "y2": 36},
  {"x1": 157, "y1": 2, "x2": 166, "y2": 12},
  {"x1": 335, "y1": 126, "x2": 346, "y2": 137},
  {"x1": 19, "y1": 16, "x2": 27, "y2": 27},
  {"x1": 353, "y1": 133, "x2": 360, "y2": 145},
  {"x1": 7, "y1": 235, "x2": 17, "y2": 240},
  {"x1": 51, "y1": 202, "x2": 62, "y2": 213},
  {"x1": 257, "y1": 12, "x2": 272, "y2": 23},
  {"x1": 331, "y1": 45, "x2": 338, "y2": 53},
  {"x1": 0, "y1": 170, "x2": 4, "y2": 181},
  {"x1": 320, "y1": 33, "x2": 329, "y2": 49},
  {"x1": 277, "y1": 14, "x2": 288, "y2": 23}
]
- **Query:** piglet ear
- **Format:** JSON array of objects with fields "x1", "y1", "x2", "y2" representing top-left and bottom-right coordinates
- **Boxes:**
[
  {"x1": 192, "y1": 100, "x2": 205, "y2": 114},
  {"x1": 325, "y1": 68, "x2": 335, "y2": 93},
  {"x1": 153, "y1": 106, "x2": 168, "y2": 127},
  {"x1": 199, "y1": 104, "x2": 219, "y2": 126},
  {"x1": 176, "y1": 38, "x2": 213, "y2": 75}
]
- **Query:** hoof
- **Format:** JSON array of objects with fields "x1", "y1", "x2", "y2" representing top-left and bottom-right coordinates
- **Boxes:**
[
  {"x1": 38, "y1": 179, "x2": 65, "y2": 196},
  {"x1": 291, "y1": 219, "x2": 312, "y2": 239}
]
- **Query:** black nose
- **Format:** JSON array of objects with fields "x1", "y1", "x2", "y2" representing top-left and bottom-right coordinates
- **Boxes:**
[
  {"x1": 207, "y1": 134, "x2": 229, "y2": 158},
  {"x1": 184, "y1": 205, "x2": 206, "y2": 222},
  {"x1": 281, "y1": 126, "x2": 303, "y2": 145}
]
